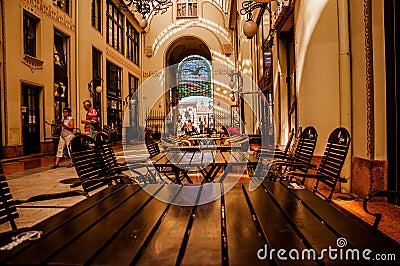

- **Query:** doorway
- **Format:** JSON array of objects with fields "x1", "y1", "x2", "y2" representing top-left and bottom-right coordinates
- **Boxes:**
[
  {"x1": 22, "y1": 84, "x2": 40, "y2": 155},
  {"x1": 385, "y1": 0, "x2": 399, "y2": 204}
]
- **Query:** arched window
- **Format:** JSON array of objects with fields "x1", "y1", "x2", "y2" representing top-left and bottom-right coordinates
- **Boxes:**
[{"x1": 177, "y1": 55, "x2": 212, "y2": 99}]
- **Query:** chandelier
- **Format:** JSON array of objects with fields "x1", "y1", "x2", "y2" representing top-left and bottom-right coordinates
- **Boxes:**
[{"x1": 118, "y1": 0, "x2": 173, "y2": 29}]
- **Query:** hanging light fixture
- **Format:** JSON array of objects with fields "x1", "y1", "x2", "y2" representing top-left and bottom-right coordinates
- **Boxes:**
[
  {"x1": 240, "y1": 0, "x2": 273, "y2": 39},
  {"x1": 118, "y1": 0, "x2": 173, "y2": 29}
]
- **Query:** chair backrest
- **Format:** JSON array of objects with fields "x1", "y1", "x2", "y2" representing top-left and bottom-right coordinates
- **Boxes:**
[
  {"x1": 0, "y1": 164, "x2": 18, "y2": 230},
  {"x1": 290, "y1": 126, "x2": 318, "y2": 173},
  {"x1": 282, "y1": 128, "x2": 295, "y2": 156},
  {"x1": 69, "y1": 135, "x2": 111, "y2": 193},
  {"x1": 313, "y1": 127, "x2": 351, "y2": 201},
  {"x1": 145, "y1": 141, "x2": 161, "y2": 158},
  {"x1": 287, "y1": 127, "x2": 302, "y2": 158},
  {"x1": 95, "y1": 132, "x2": 123, "y2": 176}
]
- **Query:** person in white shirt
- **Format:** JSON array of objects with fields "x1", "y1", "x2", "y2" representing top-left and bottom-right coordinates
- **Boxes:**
[{"x1": 51, "y1": 107, "x2": 74, "y2": 168}]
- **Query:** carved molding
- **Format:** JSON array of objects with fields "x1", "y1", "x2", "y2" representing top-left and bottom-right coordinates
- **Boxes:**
[
  {"x1": 221, "y1": 43, "x2": 233, "y2": 56},
  {"x1": 22, "y1": 54, "x2": 44, "y2": 72},
  {"x1": 364, "y1": 0, "x2": 375, "y2": 194},
  {"x1": 364, "y1": 0, "x2": 374, "y2": 160},
  {"x1": 144, "y1": 46, "x2": 153, "y2": 58},
  {"x1": 21, "y1": 0, "x2": 75, "y2": 32},
  {"x1": 105, "y1": 46, "x2": 137, "y2": 72}
]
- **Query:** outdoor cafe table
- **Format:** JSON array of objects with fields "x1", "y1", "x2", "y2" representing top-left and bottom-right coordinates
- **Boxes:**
[
  {"x1": 150, "y1": 150, "x2": 258, "y2": 183},
  {"x1": 0, "y1": 182, "x2": 399, "y2": 265},
  {"x1": 180, "y1": 135, "x2": 223, "y2": 145}
]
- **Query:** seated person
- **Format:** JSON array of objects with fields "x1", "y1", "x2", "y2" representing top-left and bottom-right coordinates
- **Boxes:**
[
  {"x1": 185, "y1": 120, "x2": 198, "y2": 136},
  {"x1": 221, "y1": 125, "x2": 240, "y2": 137},
  {"x1": 221, "y1": 125, "x2": 241, "y2": 146}
]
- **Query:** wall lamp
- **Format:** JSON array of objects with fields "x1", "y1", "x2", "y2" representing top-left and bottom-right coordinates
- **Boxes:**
[
  {"x1": 240, "y1": 0, "x2": 273, "y2": 39},
  {"x1": 88, "y1": 77, "x2": 103, "y2": 98}
]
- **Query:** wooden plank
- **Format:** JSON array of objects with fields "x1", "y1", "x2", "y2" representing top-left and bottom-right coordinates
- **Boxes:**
[
  {"x1": 151, "y1": 153, "x2": 170, "y2": 165},
  {"x1": 223, "y1": 184, "x2": 267, "y2": 265},
  {"x1": 4, "y1": 185, "x2": 144, "y2": 264},
  {"x1": 134, "y1": 189, "x2": 197, "y2": 265},
  {"x1": 263, "y1": 182, "x2": 351, "y2": 265},
  {"x1": 181, "y1": 185, "x2": 223, "y2": 265},
  {"x1": 176, "y1": 151, "x2": 195, "y2": 168},
  {"x1": 214, "y1": 151, "x2": 227, "y2": 165},
  {"x1": 229, "y1": 151, "x2": 244, "y2": 164},
  {"x1": 90, "y1": 186, "x2": 181, "y2": 265},
  {"x1": 279, "y1": 180, "x2": 400, "y2": 253},
  {"x1": 164, "y1": 150, "x2": 185, "y2": 165},
  {"x1": 201, "y1": 150, "x2": 216, "y2": 168},
  {"x1": 245, "y1": 184, "x2": 317, "y2": 265},
  {"x1": 247, "y1": 153, "x2": 259, "y2": 164},
  {"x1": 48, "y1": 186, "x2": 165, "y2": 264}
]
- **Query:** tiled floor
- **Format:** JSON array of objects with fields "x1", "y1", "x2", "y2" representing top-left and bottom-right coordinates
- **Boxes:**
[{"x1": 1, "y1": 146, "x2": 399, "y2": 244}]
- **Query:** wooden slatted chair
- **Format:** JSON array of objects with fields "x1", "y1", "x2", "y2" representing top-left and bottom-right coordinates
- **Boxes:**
[
  {"x1": 69, "y1": 135, "x2": 134, "y2": 193},
  {"x1": 102, "y1": 125, "x2": 118, "y2": 145},
  {"x1": 145, "y1": 141, "x2": 185, "y2": 183},
  {"x1": 95, "y1": 132, "x2": 156, "y2": 184},
  {"x1": 254, "y1": 128, "x2": 296, "y2": 160},
  {"x1": 0, "y1": 163, "x2": 87, "y2": 238},
  {"x1": 268, "y1": 126, "x2": 318, "y2": 181},
  {"x1": 363, "y1": 190, "x2": 400, "y2": 229},
  {"x1": 285, "y1": 127, "x2": 351, "y2": 201},
  {"x1": 95, "y1": 132, "x2": 128, "y2": 175}
]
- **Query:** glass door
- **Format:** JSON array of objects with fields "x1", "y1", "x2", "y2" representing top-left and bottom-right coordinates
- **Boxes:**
[{"x1": 22, "y1": 85, "x2": 40, "y2": 155}]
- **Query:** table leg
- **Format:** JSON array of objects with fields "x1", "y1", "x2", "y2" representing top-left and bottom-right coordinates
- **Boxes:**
[
  {"x1": 182, "y1": 169, "x2": 193, "y2": 184},
  {"x1": 201, "y1": 165, "x2": 222, "y2": 183}
]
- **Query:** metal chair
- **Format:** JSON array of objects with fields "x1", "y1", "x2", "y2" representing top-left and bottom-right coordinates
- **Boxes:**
[
  {"x1": 95, "y1": 132, "x2": 155, "y2": 184},
  {"x1": 69, "y1": 135, "x2": 134, "y2": 193},
  {"x1": 145, "y1": 141, "x2": 185, "y2": 184},
  {"x1": 363, "y1": 190, "x2": 400, "y2": 229},
  {"x1": 268, "y1": 126, "x2": 318, "y2": 181}
]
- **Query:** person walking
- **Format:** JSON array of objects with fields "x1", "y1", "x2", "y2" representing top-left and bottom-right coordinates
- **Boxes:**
[
  {"x1": 81, "y1": 100, "x2": 99, "y2": 138},
  {"x1": 51, "y1": 107, "x2": 74, "y2": 168}
]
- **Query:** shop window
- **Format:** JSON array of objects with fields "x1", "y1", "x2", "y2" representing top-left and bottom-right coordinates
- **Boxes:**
[
  {"x1": 54, "y1": 31, "x2": 69, "y2": 120},
  {"x1": 106, "y1": 61, "x2": 122, "y2": 136}
]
